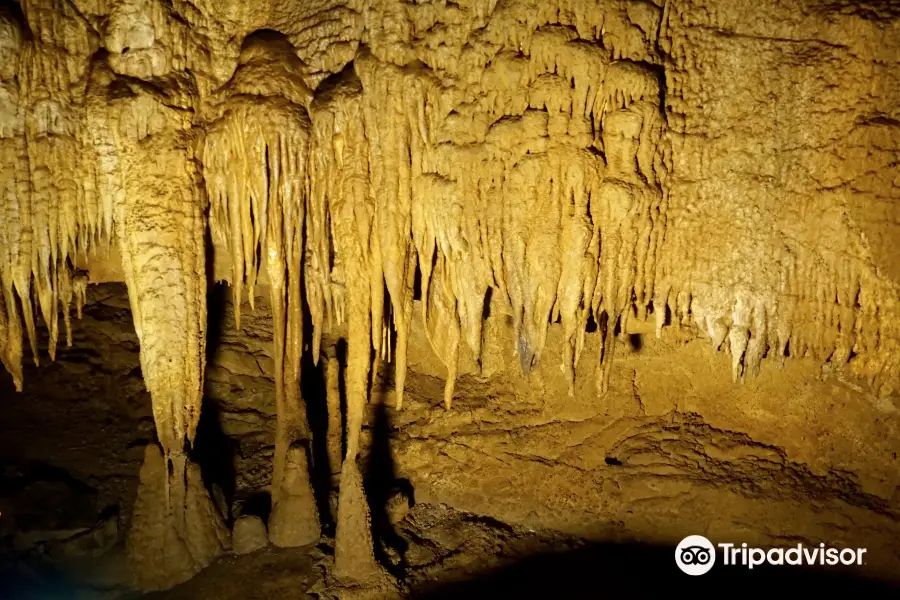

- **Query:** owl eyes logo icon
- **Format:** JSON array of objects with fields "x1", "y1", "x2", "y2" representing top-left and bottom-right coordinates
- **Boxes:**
[{"x1": 675, "y1": 535, "x2": 716, "y2": 575}]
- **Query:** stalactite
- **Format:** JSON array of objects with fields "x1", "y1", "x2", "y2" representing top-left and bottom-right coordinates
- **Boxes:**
[
  {"x1": 0, "y1": 268, "x2": 23, "y2": 390},
  {"x1": 425, "y1": 256, "x2": 462, "y2": 409},
  {"x1": 113, "y1": 108, "x2": 205, "y2": 460},
  {"x1": 357, "y1": 52, "x2": 444, "y2": 411},
  {"x1": 0, "y1": 6, "x2": 25, "y2": 388},
  {"x1": 102, "y1": 80, "x2": 228, "y2": 590}
]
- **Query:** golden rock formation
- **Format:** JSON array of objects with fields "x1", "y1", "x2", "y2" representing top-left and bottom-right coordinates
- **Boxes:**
[{"x1": 0, "y1": 0, "x2": 898, "y2": 591}]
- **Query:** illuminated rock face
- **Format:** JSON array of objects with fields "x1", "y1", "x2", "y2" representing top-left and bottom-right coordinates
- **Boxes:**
[{"x1": 0, "y1": 0, "x2": 898, "y2": 590}]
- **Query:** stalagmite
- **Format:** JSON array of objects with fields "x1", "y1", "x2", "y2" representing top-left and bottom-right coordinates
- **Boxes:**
[
  {"x1": 268, "y1": 442, "x2": 320, "y2": 548},
  {"x1": 263, "y1": 115, "x2": 321, "y2": 547},
  {"x1": 0, "y1": 1, "x2": 227, "y2": 585},
  {"x1": 127, "y1": 444, "x2": 229, "y2": 591}
]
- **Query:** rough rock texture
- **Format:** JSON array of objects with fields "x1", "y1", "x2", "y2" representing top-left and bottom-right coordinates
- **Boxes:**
[
  {"x1": 268, "y1": 443, "x2": 321, "y2": 548},
  {"x1": 0, "y1": 0, "x2": 898, "y2": 592},
  {"x1": 390, "y1": 305, "x2": 900, "y2": 578},
  {"x1": 126, "y1": 444, "x2": 228, "y2": 592},
  {"x1": 333, "y1": 461, "x2": 383, "y2": 584},
  {"x1": 231, "y1": 515, "x2": 268, "y2": 556},
  {"x1": 2, "y1": 1, "x2": 897, "y2": 413},
  {"x1": 660, "y1": 0, "x2": 900, "y2": 393}
]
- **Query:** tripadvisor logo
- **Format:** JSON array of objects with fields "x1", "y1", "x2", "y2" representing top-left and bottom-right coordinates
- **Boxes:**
[
  {"x1": 676, "y1": 535, "x2": 716, "y2": 575},
  {"x1": 675, "y1": 535, "x2": 867, "y2": 576}
]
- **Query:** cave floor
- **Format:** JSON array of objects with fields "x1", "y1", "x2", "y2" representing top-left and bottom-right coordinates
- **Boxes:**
[
  {"x1": 0, "y1": 501, "x2": 587, "y2": 600},
  {"x1": 143, "y1": 503, "x2": 586, "y2": 600},
  {"x1": 4, "y1": 498, "x2": 900, "y2": 600}
]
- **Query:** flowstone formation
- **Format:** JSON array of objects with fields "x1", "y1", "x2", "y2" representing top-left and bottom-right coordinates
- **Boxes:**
[{"x1": 0, "y1": 0, "x2": 898, "y2": 591}]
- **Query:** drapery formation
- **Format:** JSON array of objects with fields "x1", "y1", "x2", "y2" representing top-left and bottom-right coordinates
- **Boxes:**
[{"x1": 2, "y1": 0, "x2": 899, "y2": 585}]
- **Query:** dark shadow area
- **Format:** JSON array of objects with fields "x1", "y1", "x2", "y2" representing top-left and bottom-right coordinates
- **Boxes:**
[
  {"x1": 0, "y1": 461, "x2": 98, "y2": 532},
  {"x1": 193, "y1": 281, "x2": 237, "y2": 523},
  {"x1": 628, "y1": 333, "x2": 643, "y2": 352},
  {"x1": 412, "y1": 541, "x2": 900, "y2": 599},
  {"x1": 240, "y1": 491, "x2": 272, "y2": 522},
  {"x1": 296, "y1": 210, "x2": 341, "y2": 534},
  {"x1": 125, "y1": 438, "x2": 151, "y2": 450},
  {"x1": 191, "y1": 399, "x2": 238, "y2": 524},
  {"x1": 585, "y1": 312, "x2": 598, "y2": 333},
  {"x1": 481, "y1": 286, "x2": 493, "y2": 320},
  {"x1": 335, "y1": 338, "x2": 348, "y2": 466},
  {"x1": 300, "y1": 312, "x2": 335, "y2": 534},
  {"x1": 0, "y1": 560, "x2": 93, "y2": 600},
  {"x1": 0, "y1": 1, "x2": 29, "y2": 41},
  {"x1": 239, "y1": 28, "x2": 295, "y2": 52},
  {"x1": 413, "y1": 262, "x2": 423, "y2": 302},
  {"x1": 372, "y1": 282, "x2": 395, "y2": 393},
  {"x1": 0, "y1": 460, "x2": 106, "y2": 600},
  {"x1": 364, "y1": 402, "x2": 410, "y2": 578},
  {"x1": 205, "y1": 282, "x2": 227, "y2": 365}
]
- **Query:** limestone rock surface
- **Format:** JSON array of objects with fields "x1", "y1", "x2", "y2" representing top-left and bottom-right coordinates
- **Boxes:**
[{"x1": 231, "y1": 515, "x2": 268, "y2": 556}]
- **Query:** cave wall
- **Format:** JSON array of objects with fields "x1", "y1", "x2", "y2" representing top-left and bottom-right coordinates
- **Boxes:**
[
  {"x1": 661, "y1": 0, "x2": 900, "y2": 393},
  {"x1": 0, "y1": 0, "x2": 899, "y2": 588},
  {"x1": 0, "y1": 284, "x2": 152, "y2": 543}
]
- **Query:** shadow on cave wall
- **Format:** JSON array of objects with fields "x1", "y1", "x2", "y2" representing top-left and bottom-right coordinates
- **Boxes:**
[
  {"x1": 300, "y1": 316, "x2": 337, "y2": 535},
  {"x1": 365, "y1": 400, "x2": 412, "y2": 576},
  {"x1": 411, "y1": 541, "x2": 900, "y2": 599},
  {"x1": 192, "y1": 281, "x2": 238, "y2": 523},
  {"x1": 191, "y1": 398, "x2": 238, "y2": 523}
]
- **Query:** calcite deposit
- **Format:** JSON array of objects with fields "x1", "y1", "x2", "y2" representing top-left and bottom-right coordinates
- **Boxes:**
[{"x1": 0, "y1": 0, "x2": 898, "y2": 593}]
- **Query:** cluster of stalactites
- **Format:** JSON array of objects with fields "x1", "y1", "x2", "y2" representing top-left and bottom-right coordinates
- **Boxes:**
[
  {"x1": 203, "y1": 96, "x2": 311, "y2": 385},
  {"x1": 345, "y1": 54, "x2": 667, "y2": 403},
  {"x1": 667, "y1": 251, "x2": 900, "y2": 393},
  {"x1": 307, "y1": 65, "x2": 376, "y2": 457},
  {"x1": 297, "y1": 49, "x2": 668, "y2": 409},
  {"x1": 183, "y1": 39, "x2": 672, "y2": 414},
  {"x1": 5, "y1": 0, "x2": 898, "y2": 413},
  {"x1": 0, "y1": 4, "x2": 101, "y2": 390},
  {"x1": 203, "y1": 91, "x2": 315, "y2": 483},
  {"x1": 203, "y1": 98, "x2": 311, "y2": 328}
]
